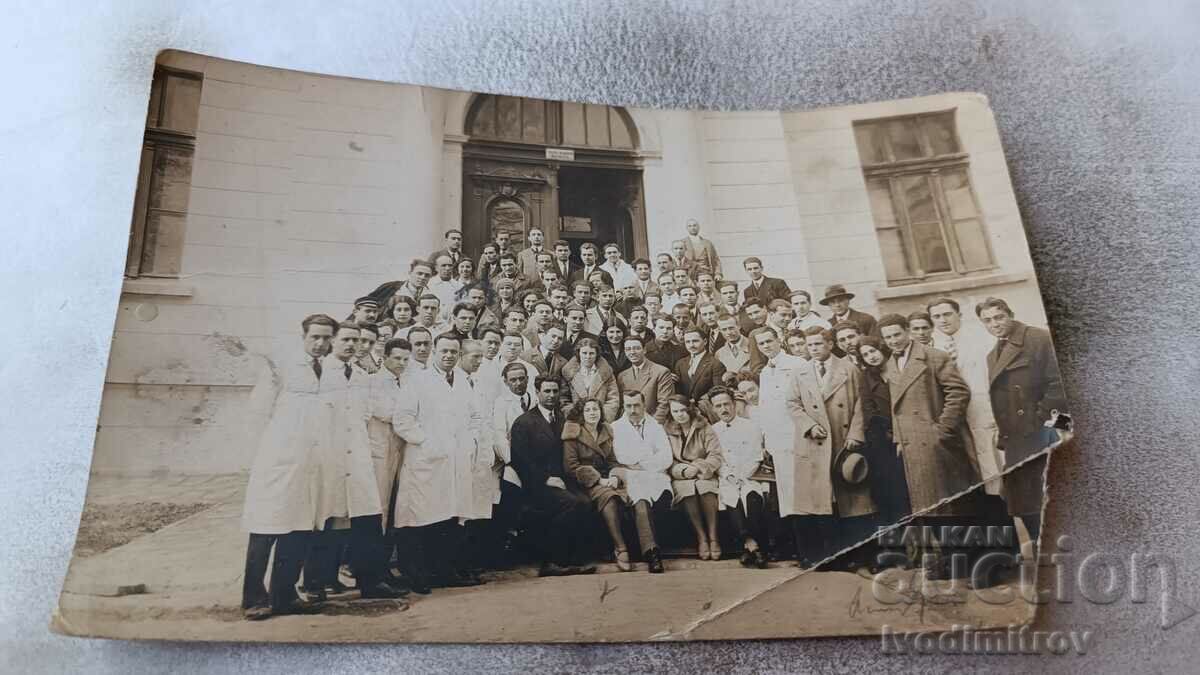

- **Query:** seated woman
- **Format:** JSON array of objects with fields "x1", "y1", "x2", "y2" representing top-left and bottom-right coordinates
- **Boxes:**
[
  {"x1": 561, "y1": 337, "x2": 620, "y2": 421},
  {"x1": 664, "y1": 395, "x2": 725, "y2": 560},
  {"x1": 599, "y1": 323, "x2": 632, "y2": 375},
  {"x1": 562, "y1": 398, "x2": 638, "y2": 571}
]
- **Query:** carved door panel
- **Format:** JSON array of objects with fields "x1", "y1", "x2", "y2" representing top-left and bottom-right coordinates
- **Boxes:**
[{"x1": 462, "y1": 159, "x2": 558, "y2": 259}]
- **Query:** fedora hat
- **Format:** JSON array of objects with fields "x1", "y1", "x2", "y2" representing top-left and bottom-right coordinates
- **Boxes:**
[
  {"x1": 833, "y1": 447, "x2": 869, "y2": 485},
  {"x1": 819, "y1": 284, "x2": 855, "y2": 306}
]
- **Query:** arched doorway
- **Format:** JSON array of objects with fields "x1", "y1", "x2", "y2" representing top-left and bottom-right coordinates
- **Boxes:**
[{"x1": 460, "y1": 95, "x2": 648, "y2": 265}]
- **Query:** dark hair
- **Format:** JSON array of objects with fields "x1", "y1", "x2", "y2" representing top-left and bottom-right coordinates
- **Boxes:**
[
  {"x1": 622, "y1": 389, "x2": 645, "y2": 402},
  {"x1": 907, "y1": 310, "x2": 933, "y2": 325},
  {"x1": 926, "y1": 297, "x2": 961, "y2": 315},
  {"x1": 410, "y1": 258, "x2": 434, "y2": 272},
  {"x1": 682, "y1": 325, "x2": 707, "y2": 341},
  {"x1": 499, "y1": 252, "x2": 518, "y2": 263},
  {"x1": 623, "y1": 334, "x2": 646, "y2": 347},
  {"x1": 579, "y1": 242, "x2": 598, "y2": 253},
  {"x1": 482, "y1": 242, "x2": 498, "y2": 253},
  {"x1": 856, "y1": 335, "x2": 891, "y2": 361},
  {"x1": 742, "y1": 297, "x2": 764, "y2": 310},
  {"x1": 768, "y1": 299, "x2": 791, "y2": 313},
  {"x1": 357, "y1": 322, "x2": 379, "y2": 338},
  {"x1": 633, "y1": 258, "x2": 652, "y2": 268},
  {"x1": 479, "y1": 326, "x2": 504, "y2": 342},
  {"x1": 707, "y1": 386, "x2": 735, "y2": 404},
  {"x1": 501, "y1": 330, "x2": 525, "y2": 341},
  {"x1": 502, "y1": 361, "x2": 530, "y2": 379},
  {"x1": 716, "y1": 279, "x2": 738, "y2": 291},
  {"x1": 832, "y1": 320, "x2": 860, "y2": 337},
  {"x1": 543, "y1": 320, "x2": 567, "y2": 335},
  {"x1": 534, "y1": 374, "x2": 559, "y2": 392},
  {"x1": 392, "y1": 295, "x2": 417, "y2": 313},
  {"x1": 301, "y1": 313, "x2": 338, "y2": 336},
  {"x1": 604, "y1": 323, "x2": 628, "y2": 339},
  {"x1": 536, "y1": 251, "x2": 554, "y2": 263},
  {"x1": 418, "y1": 293, "x2": 441, "y2": 306},
  {"x1": 975, "y1": 297, "x2": 1015, "y2": 318},
  {"x1": 451, "y1": 302, "x2": 477, "y2": 318},
  {"x1": 576, "y1": 336, "x2": 601, "y2": 354},
  {"x1": 628, "y1": 304, "x2": 649, "y2": 317},
  {"x1": 666, "y1": 394, "x2": 699, "y2": 422},
  {"x1": 434, "y1": 332, "x2": 462, "y2": 348},
  {"x1": 790, "y1": 289, "x2": 812, "y2": 302},
  {"x1": 748, "y1": 326, "x2": 777, "y2": 344},
  {"x1": 382, "y1": 337, "x2": 412, "y2": 358},
  {"x1": 548, "y1": 282, "x2": 570, "y2": 296},
  {"x1": 503, "y1": 307, "x2": 527, "y2": 321},
  {"x1": 571, "y1": 397, "x2": 608, "y2": 424},
  {"x1": 553, "y1": 239, "x2": 571, "y2": 249},
  {"x1": 654, "y1": 312, "x2": 676, "y2": 326},
  {"x1": 877, "y1": 313, "x2": 910, "y2": 331},
  {"x1": 407, "y1": 325, "x2": 432, "y2": 342},
  {"x1": 735, "y1": 368, "x2": 760, "y2": 386},
  {"x1": 742, "y1": 256, "x2": 764, "y2": 268},
  {"x1": 338, "y1": 320, "x2": 361, "y2": 334},
  {"x1": 444, "y1": 228, "x2": 462, "y2": 238}
]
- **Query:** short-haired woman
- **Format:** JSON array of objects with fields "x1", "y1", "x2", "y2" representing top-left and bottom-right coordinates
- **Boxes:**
[{"x1": 665, "y1": 395, "x2": 725, "y2": 560}]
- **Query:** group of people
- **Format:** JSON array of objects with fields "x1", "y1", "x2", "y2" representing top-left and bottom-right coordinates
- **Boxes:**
[{"x1": 239, "y1": 218, "x2": 1068, "y2": 620}]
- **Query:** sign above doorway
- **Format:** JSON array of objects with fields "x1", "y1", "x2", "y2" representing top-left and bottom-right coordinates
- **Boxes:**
[{"x1": 545, "y1": 147, "x2": 575, "y2": 161}]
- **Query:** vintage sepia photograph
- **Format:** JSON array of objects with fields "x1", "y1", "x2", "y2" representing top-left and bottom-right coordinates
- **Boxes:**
[{"x1": 54, "y1": 51, "x2": 1071, "y2": 643}]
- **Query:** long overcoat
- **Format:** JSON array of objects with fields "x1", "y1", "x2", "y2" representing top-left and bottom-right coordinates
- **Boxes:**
[
  {"x1": 785, "y1": 357, "x2": 875, "y2": 517},
  {"x1": 881, "y1": 341, "x2": 979, "y2": 515}
]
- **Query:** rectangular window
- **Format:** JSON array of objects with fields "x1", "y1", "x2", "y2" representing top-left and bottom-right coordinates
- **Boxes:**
[
  {"x1": 126, "y1": 66, "x2": 202, "y2": 278},
  {"x1": 854, "y1": 110, "x2": 995, "y2": 285}
]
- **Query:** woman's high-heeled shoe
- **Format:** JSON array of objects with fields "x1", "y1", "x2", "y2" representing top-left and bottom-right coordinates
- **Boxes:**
[
  {"x1": 697, "y1": 541, "x2": 712, "y2": 560},
  {"x1": 615, "y1": 549, "x2": 632, "y2": 572},
  {"x1": 710, "y1": 543, "x2": 722, "y2": 560}
]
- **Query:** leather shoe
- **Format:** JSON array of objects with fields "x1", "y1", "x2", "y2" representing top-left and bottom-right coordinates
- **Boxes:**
[
  {"x1": 243, "y1": 605, "x2": 272, "y2": 621},
  {"x1": 273, "y1": 599, "x2": 323, "y2": 616},
  {"x1": 645, "y1": 548, "x2": 665, "y2": 574},
  {"x1": 739, "y1": 550, "x2": 756, "y2": 568},
  {"x1": 538, "y1": 562, "x2": 570, "y2": 577},
  {"x1": 753, "y1": 550, "x2": 770, "y2": 569},
  {"x1": 435, "y1": 572, "x2": 484, "y2": 588},
  {"x1": 360, "y1": 581, "x2": 408, "y2": 599}
]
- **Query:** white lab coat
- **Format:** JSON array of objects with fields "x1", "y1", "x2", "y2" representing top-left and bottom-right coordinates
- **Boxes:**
[
  {"x1": 610, "y1": 416, "x2": 673, "y2": 504},
  {"x1": 714, "y1": 416, "x2": 771, "y2": 509},
  {"x1": 757, "y1": 352, "x2": 807, "y2": 517}
]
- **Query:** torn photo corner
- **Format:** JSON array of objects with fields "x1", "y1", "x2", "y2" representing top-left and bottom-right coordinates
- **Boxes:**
[{"x1": 54, "y1": 50, "x2": 1074, "y2": 643}]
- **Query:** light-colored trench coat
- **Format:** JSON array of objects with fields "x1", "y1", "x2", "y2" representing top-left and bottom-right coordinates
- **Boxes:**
[
  {"x1": 785, "y1": 357, "x2": 875, "y2": 518},
  {"x1": 242, "y1": 354, "x2": 382, "y2": 535}
]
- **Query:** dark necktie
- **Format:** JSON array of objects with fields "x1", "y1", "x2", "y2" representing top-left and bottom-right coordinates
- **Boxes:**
[
  {"x1": 550, "y1": 408, "x2": 559, "y2": 426},
  {"x1": 312, "y1": 357, "x2": 322, "y2": 380},
  {"x1": 521, "y1": 393, "x2": 531, "y2": 411},
  {"x1": 343, "y1": 362, "x2": 352, "y2": 380},
  {"x1": 445, "y1": 369, "x2": 454, "y2": 387},
  {"x1": 818, "y1": 360, "x2": 827, "y2": 377}
]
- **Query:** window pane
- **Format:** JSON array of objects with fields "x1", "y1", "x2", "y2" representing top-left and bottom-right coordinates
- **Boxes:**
[
  {"x1": 953, "y1": 218, "x2": 993, "y2": 270},
  {"x1": 145, "y1": 72, "x2": 164, "y2": 129},
  {"x1": 522, "y1": 98, "x2": 545, "y2": 143},
  {"x1": 923, "y1": 111, "x2": 960, "y2": 155},
  {"x1": 562, "y1": 101, "x2": 585, "y2": 145},
  {"x1": 866, "y1": 178, "x2": 899, "y2": 230},
  {"x1": 898, "y1": 174, "x2": 937, "y2": 223},
  {"x1": 886, "y1": 118, "x2": 924, "y2": 160},
  {"x1": 127, "y1": 144, "x2": 156, "y2": 276},
  {"x1": 876, "y1": 227, "x2": 913, "y2": 281},
  {"x1": 496, "y1": 96, "x2": 520, "y2": 139},
  {"x1": 160, "y1": 74, "x2": 201, "y2": 134},
  {"x1": 489, "y1": 198, "x2": 527, "y2": 250},
  {"x1": 941, "y1": 167, "x2": 978, "y2": 219},
  {"x1": 471, "y1": 96, "x2": 496, "y2": 137},
  {"x1": 853, "y1": 123, "x2": 886, "y2": 165},
  {"x1": 140, "y1": 211, "x2": 187, "y2": 276},
  {"x1": 911, "y1": 221, "x2": 952, "y2": 273},
  {"x1": 585, "y1": 104, "x2": 610, "y2": 146},
  {"x1": 149, "y1": 146, "x2": 194, "y2": 213}
]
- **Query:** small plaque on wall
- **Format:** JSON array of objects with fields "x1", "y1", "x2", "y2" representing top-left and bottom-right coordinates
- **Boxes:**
[{"x1": 560, "y1": 215, "x2": 592, "y2": 233}]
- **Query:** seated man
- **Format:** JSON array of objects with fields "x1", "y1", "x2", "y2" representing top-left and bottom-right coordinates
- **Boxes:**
[
  {"x1": 508, "y1": 376, "x2": 598, "y2": 577},
  {"x1": 709, "y1": 387, "x2": 773, "y2": 568},
  {"x1": 610, "y1": 390, "x2": 674, "y2": 573}
]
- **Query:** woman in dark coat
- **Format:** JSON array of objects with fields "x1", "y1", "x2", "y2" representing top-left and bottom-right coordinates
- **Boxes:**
[
  {"x1": 664, "y1": 395, "x2": 725, "y2": 560},
  {"x1": 857, "y1": 337, "x2": 910, "y2": 522},
  {"x1": 599, "y1": 323, "x2": 632, "y2": 375},
  {"x1": 562, "y1": 398, "x2": 637, "y2": 571}
]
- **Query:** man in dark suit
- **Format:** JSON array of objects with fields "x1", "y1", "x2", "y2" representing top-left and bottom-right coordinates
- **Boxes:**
[
  {"x1": 551, "y1": 239, "x2": 575, "y2": 284},
  {"x1": 427, "y1": 229, "x2": 464, "y2": 268},
  {"x1": 522, "y1": 322, "x2": 569, "y2": 382},
  {"x1": 559, "y1": 302, "x2": 599, "y2": 361},
  {"x1": 508, "y1": 376, "x2": 598, "y2": 577},
  {"x1": 617, "y1": 335, "x2": 676, "y2": 424},
  {"x1": 674, "y1": 325, "x2": 727, "y2": 407},
  {"x1": 569, "y1": 242, "x2": 613, "y2": 289},
  {"x1": 741, "y1": 256, "x2": 791, "y2": 307},
  {"x1": 646, "y1": 313, "x2": 688, "y2": 370},
  {"x1": 819, "y1": 284, "x2": 878, "y2": 337},
  {"x1": 979, "y1": 297, "x2": 1067, "y2": 548}
]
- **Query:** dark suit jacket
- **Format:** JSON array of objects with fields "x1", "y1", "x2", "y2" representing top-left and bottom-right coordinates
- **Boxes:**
[
  {"x1": 509, "y1": 407, "x2": 567, "y2": 497},
  {"x1": 986, "y1": 321, "x2": 1066, "y2": 460},
  {"x1": 568, "y1": 265, "x2": 613, "y2": 289},
  {"x1": 558, "y1": 330, "x2": 600, "y2": 361},
  {"x1": 742, "y1": 276, "x2": 792, "y2": 306},
  {"x1": 616, "y1": 360, "x2": 676, "y2": 424},
  {"x1": 673, "y1": 352, "x2": 727, "y2": 404},
  {"x1": 645, "y1": 339, "x2": 688, "y2": 371},
  {"x1": 522, "y1": 347, "x2": 568, "y2": 382},
  {"x1": 829, "y1": 308, "x2": 879, "y2": 338}
]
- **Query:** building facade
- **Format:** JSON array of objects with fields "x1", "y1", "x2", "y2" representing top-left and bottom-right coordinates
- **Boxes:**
[{"x1": 97, "y1": 51, "x2": 1047, "y2": 475}]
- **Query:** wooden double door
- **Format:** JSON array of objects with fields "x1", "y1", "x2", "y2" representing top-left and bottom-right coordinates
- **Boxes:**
[{"x1": 462, "y1": 154, "x2": 647, "y2": 264}]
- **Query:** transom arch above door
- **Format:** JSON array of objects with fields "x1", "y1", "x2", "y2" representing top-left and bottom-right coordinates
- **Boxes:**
[{"x1": 465, "y1": 94, "x2": 639, "y2": 150}]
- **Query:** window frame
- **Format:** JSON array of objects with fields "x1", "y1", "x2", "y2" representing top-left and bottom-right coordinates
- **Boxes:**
[
  {"x1": 126, "y1": 65, "x2": 202, "y2": 279},
  {"x1": 855, "y1": 110, "x2": 997, "y2": 286}
]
